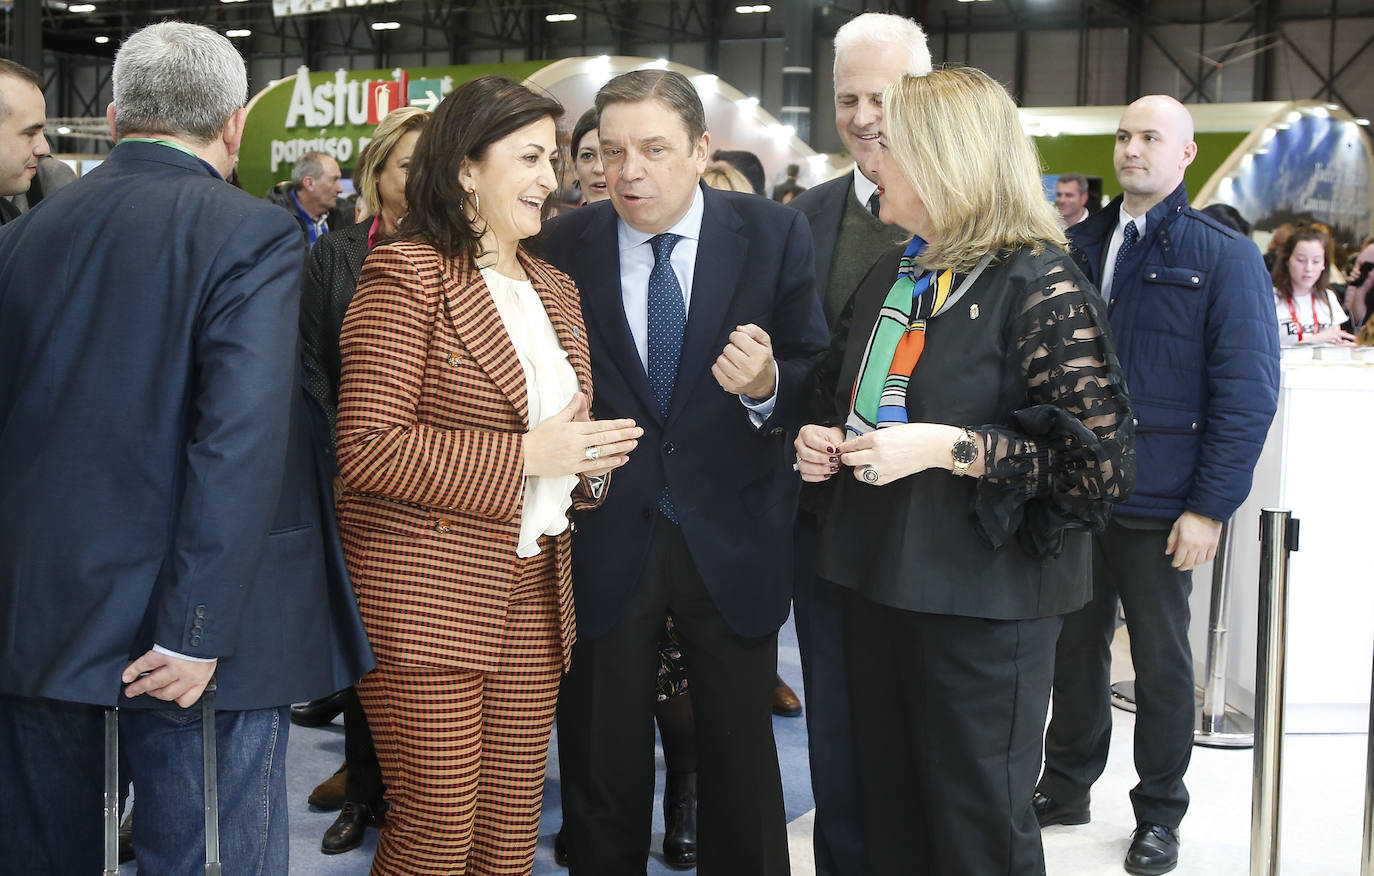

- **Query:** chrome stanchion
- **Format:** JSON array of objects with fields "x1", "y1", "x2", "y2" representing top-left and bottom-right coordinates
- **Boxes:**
[
  {"x1": 1362, "y1": 641, "x2": 1374, "y2": 876},
  {"x1": 1196, "y1": 519, "x2": 1254, "y2": 747},
  {"x1": 1251, "y1": 508, "x2": 1298, "y2": 876}
]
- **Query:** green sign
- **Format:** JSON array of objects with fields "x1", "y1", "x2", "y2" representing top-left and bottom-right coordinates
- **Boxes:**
[{"x1": 238, "y1": 60, "x2": 552, "y2": 197}]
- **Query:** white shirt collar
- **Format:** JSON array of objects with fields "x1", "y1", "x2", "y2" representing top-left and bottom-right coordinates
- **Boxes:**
[
  {"x1": 1118, "y1": 203, "x2": 1148, "y2": 239},
  {"x1": 852, "y1": 165, "x2": 880, "y2": 208},
  {"x1": 617, "y1": 184, "x2": 705, "y2": 253}
]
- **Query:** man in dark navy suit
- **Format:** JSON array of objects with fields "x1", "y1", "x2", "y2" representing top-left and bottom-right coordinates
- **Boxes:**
[
  {"x1": 541, "y1": 69, "x2": 828, "y2": 876},
  {"x1": 0, "y1": 23, "x2": 372, "y2": 875}
]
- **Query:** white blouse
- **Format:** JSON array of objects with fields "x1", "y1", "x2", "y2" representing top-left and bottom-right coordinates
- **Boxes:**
[
  {"x1": 1274, "y1": 287, "x2": 1348, "y2": 346},
  {"x1": 482, "y1": 268, "x2": 580, "y2": 558}
]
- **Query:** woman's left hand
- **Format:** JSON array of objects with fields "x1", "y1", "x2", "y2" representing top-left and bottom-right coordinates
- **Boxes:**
[{"x1": 837, "y1": 423, "x2": 962, "y2": 486}]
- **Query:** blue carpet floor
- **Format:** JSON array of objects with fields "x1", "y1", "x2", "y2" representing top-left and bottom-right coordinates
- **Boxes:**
[{"x1": 119, "y1": 613, "x2": 813, "y2": 875}]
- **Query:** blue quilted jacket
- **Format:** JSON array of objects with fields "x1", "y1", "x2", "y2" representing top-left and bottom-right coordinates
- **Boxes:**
[{"x1": 1067, "y1": 183, "x2": 1279, "y2": 522}]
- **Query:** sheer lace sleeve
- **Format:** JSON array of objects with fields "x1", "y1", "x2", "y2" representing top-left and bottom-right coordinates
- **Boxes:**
[{"x1": 975, "y1": 259, "x2": 1136, "y2": 557}]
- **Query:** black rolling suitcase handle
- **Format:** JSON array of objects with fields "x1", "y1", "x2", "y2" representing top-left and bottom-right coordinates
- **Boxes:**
[{"x1": 104, "y1": 677, "x2": 221, "y2": 875}]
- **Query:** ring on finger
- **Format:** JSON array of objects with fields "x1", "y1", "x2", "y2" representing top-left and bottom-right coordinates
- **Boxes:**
[
  {"x1": 862, "y1": 466, "x2": 879, "y2": 484},
  {"x1": 584, "y1": 445, "x2": 601, "y2": 461},
  {"x1": 792, "y1": 458, "x2": 801, "y2": 472}
]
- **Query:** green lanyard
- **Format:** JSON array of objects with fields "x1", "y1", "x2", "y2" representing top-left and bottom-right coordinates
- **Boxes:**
[{"x1": 118, "y1": 137, "x2": 199, "y2": 158}]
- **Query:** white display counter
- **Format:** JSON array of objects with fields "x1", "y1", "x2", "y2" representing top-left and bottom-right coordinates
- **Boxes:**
[{"x1": 1187, "y1": 354, "x2": 1374, "y2": 733}]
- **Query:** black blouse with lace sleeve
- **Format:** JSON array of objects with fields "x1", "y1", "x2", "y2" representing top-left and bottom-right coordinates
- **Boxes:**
[{"x1": 975, "y1": 257, "x2": 1136, "y2": 557}]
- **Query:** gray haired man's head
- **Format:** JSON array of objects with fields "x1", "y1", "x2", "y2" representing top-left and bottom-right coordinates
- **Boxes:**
[{"x1": 112, "y1": 22, "x2": 247, "y2": 144}]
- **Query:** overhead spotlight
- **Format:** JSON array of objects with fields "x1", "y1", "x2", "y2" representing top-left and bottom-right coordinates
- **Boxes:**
[
  {"x1": 1356, "y1": 118, "x2": 1371, "y2": 126},
  {"x1": 94, "y1": 35, "x2": 109, "y2": 43},
  {"x1": 68, "y1": 3, "x2": 95, "y2": 11},
  {"x1": 1326, "y1": 103, "x2": 1340, "y2": 110},
  {"x1": 736, "y1": 96, "x2": 759, "y2": 110},
  {"x1": 56, "y1": 126, "x2": 72, "y2": 134},
  {"x1": 545, "y1": 12, "x2": 576, "y2": 22},
  {"x1": 692, "y1": 74, "x2": 718, "y2": 94},
  {"x1": 226, "y1": 28, "x2": 251, "y2": 37},
  {"x1": 221, "y1": 0, "x2": 250, "y2": 4},
  {"x1": 371, "y1": 20, "x2": 400, "y2": 30},
  {"x1": 735, "y1": 4, "x2": 771, "y2": 12}
]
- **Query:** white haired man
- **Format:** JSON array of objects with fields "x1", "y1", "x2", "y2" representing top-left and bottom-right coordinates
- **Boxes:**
[{"x1": 786, "y1": 12, "x2": 931, "y2": 876}]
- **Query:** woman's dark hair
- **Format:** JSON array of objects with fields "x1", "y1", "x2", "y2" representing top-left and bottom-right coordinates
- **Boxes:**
[
  {"x1": 1271, "y1": 222, "x2": 1331, "y2": 301},
  {"x1": 403, "y1": 75, "x2": 563, "y2": 260},
  {"x1": 711, "y1": 149, "x2": 766, "y2": 196},
  {"x1": 571, "y1": 107, "x2": 599, "y2": 157}
]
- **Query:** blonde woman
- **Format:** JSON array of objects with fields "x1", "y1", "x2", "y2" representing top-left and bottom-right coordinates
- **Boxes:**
[{"x1": 794, "y1": 67, "x2": 1134, "y2": 875}]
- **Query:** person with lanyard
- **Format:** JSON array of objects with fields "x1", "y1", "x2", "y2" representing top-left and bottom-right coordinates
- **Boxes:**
[
  {"x1": 1272, "y1": 222, "x2": 1356, "y2": 346},
  {"x1": 1035, "y1": 94, "x2": 1279, "y2": 876},
  {"x1": 0, "y1": 22, "x2": 374, "y2": 873},
  {"x1": 794, "y1": 67, "x2": 1133, "y2": 876}
]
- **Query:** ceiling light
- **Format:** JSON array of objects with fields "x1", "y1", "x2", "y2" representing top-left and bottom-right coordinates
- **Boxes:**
[
  {"x1": 545, "y1": 12, "x2": 576, "y2": 22},
  {"x1": 735, "y1": 4, "x2": 771, "y2": 12},
  {"x1": 94, "y1": 35, "x2": 109, "y2": 43},
  {"x1": 226, "y1": 28, "x2": 251, "y2": 37},
  {"x1": 68, "y1": 3, "x2": 95, "y2": 11},
  {"x1": 56, "y1": 126, "x2": 72, "y2": 135},
  {"x1": 1356, "y1": 118, "x2": 1371, "y2": 126},
  {"x1": 371, "y1": 21, "x2": 400, "y2": 30}
]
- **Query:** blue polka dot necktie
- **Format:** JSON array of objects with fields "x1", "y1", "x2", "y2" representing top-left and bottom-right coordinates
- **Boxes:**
[
  {"x1": 648, "y1": 232, "x2": 685, "y2": 521},
  {"x1": 1109, "y1": 220, "x2": 1139, "y2": 304}
]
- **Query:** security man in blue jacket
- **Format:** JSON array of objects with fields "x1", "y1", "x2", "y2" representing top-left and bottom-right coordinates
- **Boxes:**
[{"x1": 1032, "y1": 95, "x2": 1280, "y2": 876}]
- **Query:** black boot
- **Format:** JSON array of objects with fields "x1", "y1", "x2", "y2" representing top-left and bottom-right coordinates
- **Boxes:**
[
  {"x1": 290, "y1": 690, "x2": 348, "y2": 728},
  {"x1": 662, "y1": 771, "x2": 697, "y2": 869}
]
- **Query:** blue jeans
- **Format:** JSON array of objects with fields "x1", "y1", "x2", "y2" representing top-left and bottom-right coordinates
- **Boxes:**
[{"x1": 0, "y1": 693, "x2": 289, "y2": 876}]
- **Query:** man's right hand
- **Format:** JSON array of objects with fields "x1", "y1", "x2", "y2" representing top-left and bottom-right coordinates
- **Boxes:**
[{"x1": 122, "y1": 651, "x2": 219, "y2": 708}]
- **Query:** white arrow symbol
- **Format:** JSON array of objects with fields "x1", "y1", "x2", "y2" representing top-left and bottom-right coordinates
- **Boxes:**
[{"x1": 410, "y1": 89, "x2": 440, "y2": 111}]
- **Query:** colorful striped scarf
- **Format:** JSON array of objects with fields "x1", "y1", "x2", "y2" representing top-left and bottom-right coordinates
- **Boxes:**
[{"x1": 845, "y1": 236, "x2": 958, "y2": 437}]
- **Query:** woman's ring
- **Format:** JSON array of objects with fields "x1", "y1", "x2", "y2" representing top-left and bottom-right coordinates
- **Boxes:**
[
  {"x1": 862, "y1": 466, "x2": 879, "y2": 483},
  {"x1": 584, "y1": 446, "x2": 601, "y2": 461},
  {"x1": 792, "y1": 459, "x2": 801, "y2": 472}
]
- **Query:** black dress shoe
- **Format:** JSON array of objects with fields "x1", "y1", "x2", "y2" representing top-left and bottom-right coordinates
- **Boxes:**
[
  {"x1": 662, "y1": 771, "x2": 697, "y2": 869},
  {"x1": 1124, "y1": 823, "x2": 1179, "y2": 875},
  {"x1": 291, "y1": 690, "x2": 348, "y2": 728},
  {"x1": 553, "y1": 828, "x2": 568, "y2": 867},
  {"x1": 1032, "y1": 790, "x2": 1090, "y2": 827},
  {"x1": 321, "y1": 802, "x2": 380, "y2": 855}
]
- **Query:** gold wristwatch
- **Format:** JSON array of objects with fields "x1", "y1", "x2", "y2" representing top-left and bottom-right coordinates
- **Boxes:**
[{"x1": 951, "y1": 428, "x2": 979, "y2": 476}]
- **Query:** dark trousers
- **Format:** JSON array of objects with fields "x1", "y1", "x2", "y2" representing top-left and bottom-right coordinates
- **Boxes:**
[
  {"x1": 340, "y1": 685, "x2": 385, "y2": 805},
  {"x1": 792, "y1": 510, "x2": 867, "y2": 876},
  {"x1": 843, "y1": 588, "x2": 1060, "y2": 876},
  {"x1": 557, "y1": 518, "x2": 789, "y2": 876},
  {"x1": 0, "y1": 694, "x2": 289, "y2": 876},
  {"x1": 1038, "y1": 518, "x2": 1194, "y2": 828}
]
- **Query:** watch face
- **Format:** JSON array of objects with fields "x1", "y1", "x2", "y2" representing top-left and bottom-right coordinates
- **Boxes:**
[{"x1": 953, "y1": 439, "x2": 978, "y2": 465}]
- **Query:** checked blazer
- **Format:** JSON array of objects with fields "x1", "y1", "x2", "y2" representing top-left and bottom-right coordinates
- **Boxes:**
[{"x1": 335, "y1": 240, "x2": 600, "y2": 673}]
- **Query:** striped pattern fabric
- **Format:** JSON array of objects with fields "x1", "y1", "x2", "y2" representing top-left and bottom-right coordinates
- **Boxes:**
[
  {"x1": 357, "y1": 543, "x2": 562, "y2": 876},
  {"x1": 846, "y1": 237, "x2": 956, "y2": 436},
  {"x1": 336, "y1": 240, "x2": 600, "y2": 674}
]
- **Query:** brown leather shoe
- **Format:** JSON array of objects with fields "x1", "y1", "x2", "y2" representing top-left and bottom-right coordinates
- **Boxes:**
[
  {"x1": 307, "y1": 762, "x2": 348, "y2": 811},
  {"x1": 772, "y1": 675, "x2": 802, "y2": 717}
]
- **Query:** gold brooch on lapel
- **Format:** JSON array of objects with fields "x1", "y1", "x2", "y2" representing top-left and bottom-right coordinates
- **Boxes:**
[{"x1": 969, "y1": 304, "x2": 980, "y2": 320}]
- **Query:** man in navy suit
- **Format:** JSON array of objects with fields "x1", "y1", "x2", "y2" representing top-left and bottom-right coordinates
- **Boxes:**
[
  {"x1": 541, "y1": 70, "x2": 828, "y2": 876},
  {"x1": 0, "y1": 23, "x2": 373, "y2": 874}
]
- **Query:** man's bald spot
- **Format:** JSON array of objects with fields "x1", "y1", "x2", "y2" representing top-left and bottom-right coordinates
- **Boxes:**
[{"x1": 1121, "y1": 94, "x2": 1195, "y2": 143}]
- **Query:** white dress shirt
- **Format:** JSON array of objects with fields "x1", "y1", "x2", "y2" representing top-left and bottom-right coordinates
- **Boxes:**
[
  {"x1": 616, "y1": 185, "x2": 776, "y2": 421},
  {"x1": 853, "y1": 166, "x2": 879, "y2": 211},
  {"x1": 1099, "y1": 205, "x2": 1149, "y2": 305},
  {"x1": 483, "y1": 267, "x2": 581, "y2": 558}
]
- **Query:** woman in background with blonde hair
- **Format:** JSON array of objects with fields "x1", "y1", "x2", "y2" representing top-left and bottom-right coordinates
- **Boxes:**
[{"x1": 795, "y1": 67, "x2": 1134, "y2": 875}]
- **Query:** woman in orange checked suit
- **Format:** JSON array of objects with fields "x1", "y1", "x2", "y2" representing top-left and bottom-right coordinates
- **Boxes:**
[{"x1": 333, "y1": 75, "x2": 642, "y2": 876}]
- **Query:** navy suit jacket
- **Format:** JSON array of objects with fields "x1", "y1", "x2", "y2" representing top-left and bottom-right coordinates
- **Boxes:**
[
  {"x1": 0, "y1": 141, "x2": 374, "y2": 710},
  {"x1": 540, "y1": 184, "x2": 828, "y2": 639}
]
